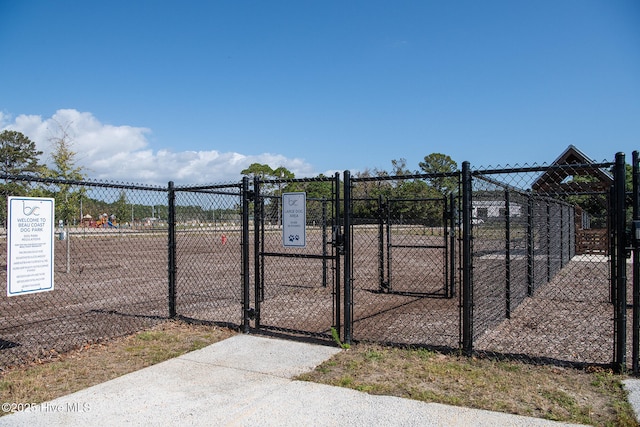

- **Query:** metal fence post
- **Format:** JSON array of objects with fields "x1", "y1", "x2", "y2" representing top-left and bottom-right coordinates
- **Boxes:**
[
  {"x1": 253, "y1": 177, "x2": 262, "y2": 328},
  {"x1": 386, "y1": 199, "x2": 393, "y2": 292},
  {"x1": 505, "y1": 189, "x2": 511, "y2": 319},
  {"x1": 343, "y1": 170, "x2": 353, "y2": 345},
  {"x1": 546, "y1": 201, "x2": 551, "y2": 283},
  {"x1": 560, "y1": 204, "x2": 565, "y2": 267},
  {"x1": 461, "y1": 161, "x2": 473, "y2": 355},
  {"x1": 527, "y1": 194, "x2": 534, "y2": 296},
  {"x1": 634, "y1": 150, "x2": 640, "y2": 375},
  {"x1": 610, "y1": 185, "x2": 617, "y2": 304},
  {"x1": 333, "y1": 172, "x2": 341, "y2": 338},
  {"x1": 167, "y1": 181, "x2": 177, "y2": 318},
  {"x1": 242, "y1": 176, "x2": 251, "y2": 333},
  {"x1": 614, "y1": 152, "x2": 627, "y2": 373},
  {"x1": 449, "y1": 192, "x2": 456, "y2": 298},
  {"x1": 378, "y1": 195, "x2": 385, "y2": 292},
  {"x1": 322, "y1": 198, "x2": 328, "y2": 288}
]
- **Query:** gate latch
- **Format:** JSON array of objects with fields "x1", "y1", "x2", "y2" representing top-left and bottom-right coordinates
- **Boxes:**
[
  {"x1": 626, "y1": 220, "x2": 640, "y2": 258},
  {"x1": 332, "y1": 225, "x2": 343, "y2": 247},
  {"x1": 632, "y1": 220, "x2": 640, "y2": 243}
]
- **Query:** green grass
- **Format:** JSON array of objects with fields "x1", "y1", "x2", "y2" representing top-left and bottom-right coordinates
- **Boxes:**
[{"x1": 297, "y1": 343, "x2": 638, "y2": 426}]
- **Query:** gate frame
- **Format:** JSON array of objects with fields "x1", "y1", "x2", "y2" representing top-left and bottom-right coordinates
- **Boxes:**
[
  {"x1": 169, "y1": 180, "x2": 247, "y2": 330},
  {"x1": 251, "y1": 173, "x2": 343, "y2": 339},
  {"x1": 377, "y1": 195, "x2": 454, "y2": 298},
  {"x1": 633, "y1": 150, "x2": 640, "y2": 375},
  {"x1": 343, "y1": 170, "x2": 462, "y2": 346}
]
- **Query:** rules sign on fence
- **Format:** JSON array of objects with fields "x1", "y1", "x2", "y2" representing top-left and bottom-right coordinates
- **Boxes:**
[
  {"x1": 282, "y1": 192, "x2": 306, "y2": 248},
  {"x1": 7, "y1": 197, "x2": 55, "y2": 296}
]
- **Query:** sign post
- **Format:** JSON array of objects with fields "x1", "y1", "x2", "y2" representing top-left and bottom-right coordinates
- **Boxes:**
[
  {"x1": 282, "y1": 192, "x2": 306, "y2": 248},
  {"x1": 7, "y1": 197, "x2": 55, "y2": 296}
]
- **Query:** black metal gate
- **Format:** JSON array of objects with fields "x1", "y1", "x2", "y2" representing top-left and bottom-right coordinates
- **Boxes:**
[
  {"x1": 251, "y1": 174, "x2": 342, "y2": 339},
  {"x1": 171, "y1": 181, "x2": 246, "y2": 329},
  {"x1": 344, "y1": 172, "x2": 462, "y2": 349},
  {"x1": 377, "y1": 195, "x2": 455, "y2": 298}
]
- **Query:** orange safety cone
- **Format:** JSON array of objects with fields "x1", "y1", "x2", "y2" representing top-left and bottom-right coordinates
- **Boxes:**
[{"x1": 221, "y1": 234, "x2": 228, "y2": 245}]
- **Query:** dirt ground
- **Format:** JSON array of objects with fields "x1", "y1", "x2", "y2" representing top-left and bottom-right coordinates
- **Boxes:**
[{"x1": 0, "y1": 226, "x2": 631, "y2": 369}]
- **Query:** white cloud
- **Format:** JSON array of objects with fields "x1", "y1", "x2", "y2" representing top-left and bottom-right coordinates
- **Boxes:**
[
  {"x1": 1, "y1": 109, "x2": 316, "y2": 185},
  {"x1": 0, "y1": 111, "x2": 10, "y2": 128}
]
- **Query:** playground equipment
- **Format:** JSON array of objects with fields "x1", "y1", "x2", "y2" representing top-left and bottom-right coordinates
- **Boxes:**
[{"x1": 93, "y1": 213, "x2": 118, "y2": 228}]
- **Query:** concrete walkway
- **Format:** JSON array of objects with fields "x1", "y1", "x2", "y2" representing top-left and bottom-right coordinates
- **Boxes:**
[
  {"x1": 623, "y1": 377, "x2": 640, "y2": 425},
  {"x1": 0, "y1": 335, "x2": 610, "y2": 426}
]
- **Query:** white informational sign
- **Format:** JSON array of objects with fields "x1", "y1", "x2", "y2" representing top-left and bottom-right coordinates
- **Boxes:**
[
  {"x1": 282, "y1": 192, "x2": 306, "y2": 248},
  {"x1": 7, "y1": 197, "x2": 55, "y2": 296}
]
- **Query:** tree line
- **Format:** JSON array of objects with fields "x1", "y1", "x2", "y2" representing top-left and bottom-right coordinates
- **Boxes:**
[
  {"x1": 241, "y1": 154, "x2": 458, "y2": 225},
  {"x1": 2, "y1": 128, "x2": 614, "y2": 229}
]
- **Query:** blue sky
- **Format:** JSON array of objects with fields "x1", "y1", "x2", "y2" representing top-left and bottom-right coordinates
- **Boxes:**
[{"x1": 1, "y1": 1, "x2": 639, "y2": 185}]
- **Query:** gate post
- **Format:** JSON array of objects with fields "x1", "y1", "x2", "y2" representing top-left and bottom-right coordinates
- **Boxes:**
[
  {"x1": 610, "y1": 185, "x2": 617, "y2": 304},
  {"x1": 253, "y1": 177, "x2": 262, "y2": 328},
  {"x1": 613, "y1": 152, "x2": 627, "y2": 373},
  {"x1": 505, "y1": 189, "x2": 511, "y2": 319},
  {"x1": 527, "y1": 194, "x2": 534, "y2": 296},
  {"x1": 322, "y1": 199, "x2": 328, "y2": 288},
  {"x1": 461, "y1": 162, "x2": 473, "y2": 355},
  {"x1": 332, "y1": 172, "x2": 342, "y2": 338},
  {"x1": 633, "y1": 150, "x2": 640, "y2": 375},
  {"x1": 378, "y1": 195, "x2": 386, "y2": 292},
  {"x1": 167, "y1": 181, "x2": 177, "y2": 319},
  {"x1": 343, "y1": 170, "x2": 353, "y2": 344},
  {"x1": 449, "y1": 193, "x2": 456, "y2": 298},
  {"x1": 242, "y1": 177, "x2": 251, "y2": 333}
]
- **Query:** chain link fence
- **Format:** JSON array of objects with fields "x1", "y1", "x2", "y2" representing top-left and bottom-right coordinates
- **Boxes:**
[
  {"x1": 344, "y1": 155, "x2": 636, "y2": 371},
  {"x1": 0, "y1": 177, "x2": 170, "y2": 366},
  {"x1": 469, "y1": 165, "x2": 612, "y2": 366},
  {"x1": 1, "y1": 151, "x2": 639, "y2": 372}
]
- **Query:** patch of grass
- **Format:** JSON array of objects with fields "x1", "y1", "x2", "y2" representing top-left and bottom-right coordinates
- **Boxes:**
[
  {"x1": 330, "y1": 327, "x2": 350, "y2": 349},
  {"x1": 190, "y1": 339, "x2": 210, "y2": 351},
  {"x1": 0, "y1": 321, "x2": 235, "y2": 416},
  {"x1": 297, "y1": 343, "x2": 638, "y2": 426},
  {"x1": 363, "y1": 349, "x2": 384, "y2": 362},
  {"x1": 338, "y1": 375, "x2": 354, "y2": 387}
]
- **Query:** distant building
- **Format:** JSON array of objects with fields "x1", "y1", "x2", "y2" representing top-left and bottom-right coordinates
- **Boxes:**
[
  {"x1": 531, "y1": 144, "x2": 612, "y2": 255},
  {"x1": 472, "y1": 200, "x2": 522, "y2": 219},
  {"x1": 531, "y1": 145, "x2": 613, "y2": 194}
]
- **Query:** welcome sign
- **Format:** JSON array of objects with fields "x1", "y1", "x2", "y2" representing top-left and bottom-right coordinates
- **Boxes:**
[{"x1": 7, "y1": 197, "x2": 55, "y2": 296}]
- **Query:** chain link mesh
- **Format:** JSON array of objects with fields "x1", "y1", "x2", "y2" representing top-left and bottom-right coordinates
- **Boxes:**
[
  {"x1": 0, "y1": 179, "x2": 169, "y2": 366},
  {"x1": 349, "y1": 175, "x2": 460, "y2": 349},
  {"x1": 470, "y1": 164, "x2": 615, "y2": 366},
  {"x1": 173, "y1": 184, "x2": 244, "y2": 327}
]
